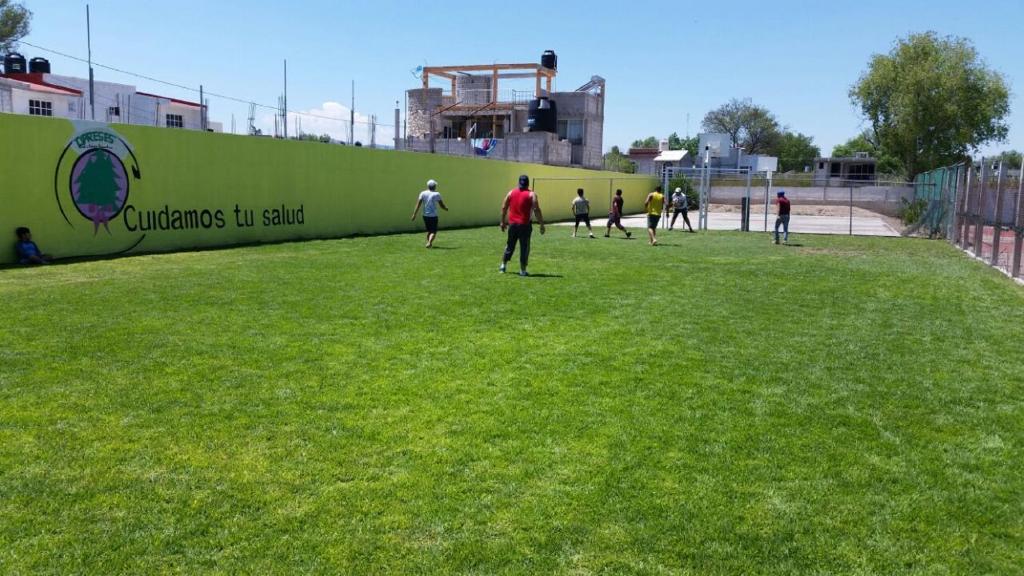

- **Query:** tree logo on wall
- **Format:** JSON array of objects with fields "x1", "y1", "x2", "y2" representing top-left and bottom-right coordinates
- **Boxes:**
[
  {"x1": 54, "y1": 123, "x2": 142, "y2": 235},
  {"x1": 71, "y1": 149, "x2": 127, "y2": 233}
]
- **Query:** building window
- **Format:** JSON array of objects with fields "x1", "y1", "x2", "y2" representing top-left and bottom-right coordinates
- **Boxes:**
[
  {"x1": 165, "y1": 114, "x2": 183, "y2": 128},
  {"x1": 557, "y1": 119, "x2": 584, "y2": 145},
  {"x1": 108, "y1": 106, "x2": 120, "y2": 117},
  {"x1": 29, "y1": 100, "x2": 53, "y2": 116},
  {"x1": 818, "y1": 162, "x2": 825, "y2": 170}
]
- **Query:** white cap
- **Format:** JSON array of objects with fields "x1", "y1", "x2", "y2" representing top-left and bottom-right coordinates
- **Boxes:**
[
  {"x1": 675, "y1": 187, "x2": 682, "y2": 193},
  {"x1": 427, "y1": 179, "x2": 437, "y2": 189}
]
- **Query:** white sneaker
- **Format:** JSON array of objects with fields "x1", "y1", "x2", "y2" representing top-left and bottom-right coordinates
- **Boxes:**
[{"x1": 499, "y1": 262, "x2": 506, "y2": 273}]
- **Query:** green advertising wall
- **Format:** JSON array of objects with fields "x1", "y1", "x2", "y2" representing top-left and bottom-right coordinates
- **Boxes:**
[{"x1": 0, "y1": 114, "x2": 655, "y2": 264}]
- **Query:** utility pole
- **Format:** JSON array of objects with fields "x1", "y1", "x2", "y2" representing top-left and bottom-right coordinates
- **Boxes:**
[
  {"x1": 350, "y1": 80, "x2": 355, "y2": 145},
  {"x1": 394, "y1": 100, "x2": 400, "y2": 150},
  {"x1": 199, "y1": 85, "x2": 205, "y2": 130},
  {"x1": 86, "y1": 5, "x2": 95, "y2": 121},
  {"x1": 283, "y1": 59, "x2": 288, "y2": 139}
]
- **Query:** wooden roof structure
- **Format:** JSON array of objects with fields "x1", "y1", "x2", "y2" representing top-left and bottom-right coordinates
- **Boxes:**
[{"x1": 421, "y1": 63, "x2": 557, "y2": 103}]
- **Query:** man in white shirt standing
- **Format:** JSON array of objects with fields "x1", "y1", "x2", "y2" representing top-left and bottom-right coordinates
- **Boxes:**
[
  {"x1": 669, "y1": 187, "x2": 694, "y2": 232},
  {"x1": 410, "y1": 179, "x2": 449, "y2": 248},
  {"x1": 571, "y1": 188, "x2": 595, "y2": 238}
]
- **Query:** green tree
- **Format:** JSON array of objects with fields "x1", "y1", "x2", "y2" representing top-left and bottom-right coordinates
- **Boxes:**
[
  {"x1": 0, "y1": 0, "x2": 30, "y2": 53},
  {"x1": 701, "y1": 98, "x2": 781, "y2": 154},
  {"x1": 850, "y1": 32, "x2": 1010, "y2": 179},
  {"x1": 996, "y1": 150, "x2": 1022, "y2": 168},
  {"x1": 776, "y1": 132, "x2": 820, "y2": 173},
  {"x1": 603, "y1": 145, "x2": 635, "y2": 173},
  {"x1": 75, "y1": 152, "x2": 120, "y2": 208},
  {"x1": 630, "y1": 136, "x2": 658, "y2": 149},
  {"x1": 668, "y1": 132, "x2": 699, "y2": 158},
  {"x1": 831, "y1": 133, "x2": 874, "y2": 158},
  {"x1": 296, "y1": 133, "x2": 333, "y2": 143},
  {"x1": 832, "y1": 131, "x2": 903, "y2": 177}
]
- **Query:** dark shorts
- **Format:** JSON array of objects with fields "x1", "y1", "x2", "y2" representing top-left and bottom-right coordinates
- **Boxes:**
[
  {"x1": 673, "y1": 208, "x2": 688, "y2": 216},
  {"x1": 574, "y1": 213, "x2": 590, "y2": 226},
  {"x1": 607, "y1": 213, "x2": 621, "y2": 226},
  {"x1": 648, "y1": 214, "x2": 661, "y2": 229},
  {"x1": 423, "y1": 216, "x2": 439, "y2": 233}
]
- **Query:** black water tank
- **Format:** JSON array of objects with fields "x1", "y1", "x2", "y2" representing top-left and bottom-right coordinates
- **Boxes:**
[
  {"x1": 4, "y1": 52, "x2": 27, "y2": 74},
  {"x1": 527, "y1": 97, "x2": 557, "y2": 133},
  {"x1": 541, "y1": 50, "x2": 557, "y2": 71},
  {"x1": 29, "y1": 57, "x2": 50, "y2": 74}
]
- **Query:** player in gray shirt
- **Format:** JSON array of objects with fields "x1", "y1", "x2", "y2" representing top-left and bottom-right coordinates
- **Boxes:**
[
  {"x1": 411, "y1": 179, "x2": 449, "y2": 248},
  {"x1": 571, "y1": 188, "x2": 595, "y2": 238}
]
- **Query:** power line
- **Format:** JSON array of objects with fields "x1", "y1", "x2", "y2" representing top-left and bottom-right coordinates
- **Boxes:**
[{"x1": 17, "y1": 40, "x2": 394, "y2": 128}]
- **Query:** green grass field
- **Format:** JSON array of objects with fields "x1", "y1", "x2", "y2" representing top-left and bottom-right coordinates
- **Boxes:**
[{"x1": 1, "y1": 227, "x2": 1022, "y2": 574}]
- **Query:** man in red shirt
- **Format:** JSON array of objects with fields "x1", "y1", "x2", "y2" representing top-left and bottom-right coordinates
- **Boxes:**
[
  {"x1": 774, "y1": 190, "x2": 791, "y2": 245},
  {"x1": 500, "y1": 174, "x2": 546, "y2": 276}
]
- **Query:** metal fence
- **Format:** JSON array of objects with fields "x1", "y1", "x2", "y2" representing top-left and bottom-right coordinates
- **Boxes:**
[
  {"x1": 661, "y1": 167, "x2": 918, "y2": 236},
  {"x1": 907, "y1": 164, "x2": 965, "y2": 240},
  {"x1": 946, "y1": 159, "x2": 1024, "y2": 280}
]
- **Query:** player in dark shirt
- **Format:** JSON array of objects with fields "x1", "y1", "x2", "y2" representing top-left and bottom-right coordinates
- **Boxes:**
[
  {"x1": 774, "y1": 191, "x2": 791, "y2": 245},
  {"x1": 604, "y1": 189, "x2": 632, "y2": 239}
]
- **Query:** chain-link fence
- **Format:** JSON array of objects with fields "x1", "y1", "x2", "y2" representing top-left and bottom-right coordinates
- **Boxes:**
[
  {"x1": 906, "y1": 164, "x2": 965, "y2": 239},
  {"x1": 948, "y1": 159, "x2": 1024, "y2": 279},
  {"x1": 661, "y1": 167, "x2": 918, "y2": 236}
]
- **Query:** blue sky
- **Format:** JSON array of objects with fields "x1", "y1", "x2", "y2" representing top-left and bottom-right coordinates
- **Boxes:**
[{"x1": 17, "y1": 0, "x2": 1024, "y2": 158}]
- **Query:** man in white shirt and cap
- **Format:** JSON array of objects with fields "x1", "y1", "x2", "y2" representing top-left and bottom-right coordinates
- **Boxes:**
[
  {"x1": 411, "y1": 179, "x2": 449, "y2": 248},
  {"x1": 669, "y1": 187, "x2": 694, "y2": 232}
]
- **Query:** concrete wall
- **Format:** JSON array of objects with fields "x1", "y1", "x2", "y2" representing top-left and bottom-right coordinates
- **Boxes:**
[
  {"x1": 403, "y1": 132, "x2": 571, "y2": 166},
  {"x1": 632, "y1": 157, "x2": 656, "y2": 175},
  {"x1": 583, "y1": 115, "x2": 603, "y2": 170},
  {"x1": 456, "y1": 76, "x2": 492, "y2": 105},
  {"x1": 0, "y1": 114, "x2": 655, "y2": 264},
  {"x1": 551, "y1": 91, "x2": 603, "y2": 170}
]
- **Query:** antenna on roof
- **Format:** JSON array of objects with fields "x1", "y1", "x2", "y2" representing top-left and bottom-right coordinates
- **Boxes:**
[{"x1": 86, "y1": 4, "x2": 95, "y2": 121}]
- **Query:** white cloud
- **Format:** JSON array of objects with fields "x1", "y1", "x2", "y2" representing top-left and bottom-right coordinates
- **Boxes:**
[{"x1": 256, "y1": 101, "x2": 392, "y2": 145}]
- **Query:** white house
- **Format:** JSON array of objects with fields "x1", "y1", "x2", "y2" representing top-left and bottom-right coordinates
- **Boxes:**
[
  {"x1": 1, "y1": 70, "x2": 218, "y2": 131},
  {"x1": 654, "y1": 149, "x2": 689, "y2": 178},
  {"x1": 0, "y1": 74, "x2": 84, "y2": 118},
  {"x1": 43, "y1": 73, "x2": 210, "y2": 130}
]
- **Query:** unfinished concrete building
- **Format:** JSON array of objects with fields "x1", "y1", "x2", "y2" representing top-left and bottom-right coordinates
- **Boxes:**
[
  {"x1": 814, "y1": 153, "x2": 878, "y2": 185},
  {"x1": 403, "y1": 53, "x2": 605, "y2": 170}
]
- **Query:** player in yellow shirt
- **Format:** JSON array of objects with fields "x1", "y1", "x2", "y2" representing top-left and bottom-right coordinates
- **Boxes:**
[{"x1": 644, "y1": 185, "x2": 666, "y2": 246}]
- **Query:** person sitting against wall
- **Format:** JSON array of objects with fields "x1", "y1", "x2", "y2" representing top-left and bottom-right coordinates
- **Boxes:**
[{"x1": 14, "y1": 227, "x2": 52, "y2": 265}]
